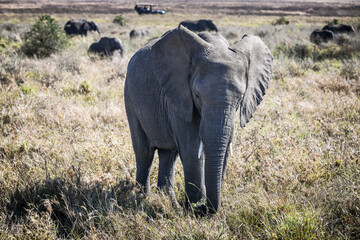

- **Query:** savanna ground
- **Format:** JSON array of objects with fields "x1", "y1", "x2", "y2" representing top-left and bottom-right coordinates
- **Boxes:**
[{"x1": 0, "y1": 3, "x2": 360, "y2": 239}]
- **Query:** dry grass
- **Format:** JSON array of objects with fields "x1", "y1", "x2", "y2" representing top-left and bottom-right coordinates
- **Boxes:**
[{"x1": 0, "y1": 12, "x2": 359, "y2": 239}]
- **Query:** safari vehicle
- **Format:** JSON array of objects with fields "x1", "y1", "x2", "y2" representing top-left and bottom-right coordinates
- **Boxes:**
[{"x1": 134, "y1": 3, "x2": 166, "y2": 15}]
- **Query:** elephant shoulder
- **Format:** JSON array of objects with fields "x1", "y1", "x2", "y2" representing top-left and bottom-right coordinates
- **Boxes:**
[
  {"x1": 89, "y1": 42, "x2": 98, "y2": 48},
  {"x1": 127, "y1": 37, "x2": 160, "y2": 80},
  {"x1": 98, "y1": 37, "x2": 110, "y2": 43}
]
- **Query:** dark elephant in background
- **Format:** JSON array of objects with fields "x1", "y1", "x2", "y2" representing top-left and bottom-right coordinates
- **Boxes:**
[
  {"x1": 310, "y1": 29, "x2": 335, "y2": 44},
  {"x1": 64, "y1": 19, "x2": 100, "y2": 36},
  {"x1": 130, "y1": 29, "x2": 150, "y2": 39},
  {"x1": 179, "y1": 19, "x2": 218, "y2": 32},
  {"x1": 88, "y1": 37, "x2": 124, "y2": 57},
  {"x1": 125, "y1": 26, "x2": 273, "y2": 214},
  {"x1": 322, "y1": 24, "x2": 355, "y2": 35}
]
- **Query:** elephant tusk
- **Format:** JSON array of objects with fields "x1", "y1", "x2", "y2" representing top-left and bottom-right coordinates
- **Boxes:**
[
  {"x1": 229, "y1": 142, "x2": 233, "y2": 156},
  {"x1": 198, "y1": 141, "x2": 203, "y2": 159}
]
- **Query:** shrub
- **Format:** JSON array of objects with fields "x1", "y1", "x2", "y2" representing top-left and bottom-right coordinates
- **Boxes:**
[
  {"x1": 327, "y1": 19, "x2": 339, "y2": 25},
  {"x1": 272, "y1": 16, "x2": 290, "y2": 26},
  {"x1": 312, "y1": 43, "x2": 358, "y2": 61},
  {"x1": 113, "y1": 15, "x2": 127, "y2": 26},
  {"x1": 273, "y1": 43, "x2": 313, "y2": 60},
  {"x1": 0, "y1": 36, "x2": 21, "y2": 54},
  {"x1": 256, "y1": 30, "x2": 268, "y2": 38},
  {"x1": 292, "y1": 44, "x2": 314, "y2": 59},
  {"x1": 21, "y1": 14, "x2": 68, "y2": 58},
  {"x1": 19, "y1": 84, "x2": 36, "y2": 95},
  {"x1": 79, "y1": 81, "x2": 91, "y2": 94},
  {"x1": 274, "y1": 39, "x2": 359, "y2": 61},
  {"x1": 341, "y1": 59, "x2": 360, "y2": 80}
]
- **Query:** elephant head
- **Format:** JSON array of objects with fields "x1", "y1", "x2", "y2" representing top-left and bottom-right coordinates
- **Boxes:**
[
  {"x1": 84, "y1": 21, "x2": 100, "y2": 35},
  {"x1": 206, "y1": 20, "x2": 218, "y2": 32},
  {"x1": 152, "y1": 26, "x2": 273, "y2": 213}
]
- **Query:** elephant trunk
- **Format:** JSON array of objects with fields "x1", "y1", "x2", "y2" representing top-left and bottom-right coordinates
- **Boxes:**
[{"x1": 201, "y1": 106, "x2": 234, "y2": 213}]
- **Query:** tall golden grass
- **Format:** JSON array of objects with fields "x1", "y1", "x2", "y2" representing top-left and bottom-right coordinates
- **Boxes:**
[{"x1": 0, "y1": 12, "x2": 359, "y2": 239}]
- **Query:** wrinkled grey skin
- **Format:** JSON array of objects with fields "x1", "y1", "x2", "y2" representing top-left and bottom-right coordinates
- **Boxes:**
[
  {"x1": 179, "y1": 19, "x2": 218, "y2": 32},
  {"x1": 124, "y1": 26, "x2": 273, "y2": 214},
  {"x1": 64, "y1": 19, "x2": 100, "y2": 36},
  {"x1": 88, "y1": 37, "x2": 124, "y2": 57},
  {"x1": 322, "y1": 24, "x2": 355, "y2": 35},
  {"x1": 130, "y1": 29, "x2": 150, "y2": 39},
  {"x1": 310, "y1": 29, "x2": 335, "y2": 44}
]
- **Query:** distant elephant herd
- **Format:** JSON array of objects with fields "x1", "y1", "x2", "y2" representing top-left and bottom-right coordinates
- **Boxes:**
[
  {"x1": 64, "y1": 18, "x2": 357, "y2": 58},
  {"x1": 310, "y1": 23, "x2": 356, "y2": 45},
  {"x1": 63, "y1": 19, "x2": 219, "y2": 57}
]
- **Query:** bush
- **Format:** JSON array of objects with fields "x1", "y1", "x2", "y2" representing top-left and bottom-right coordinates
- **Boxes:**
[
  {"x1": 274, "y1": 39, "x2": 359, "y2": 61},
  {"x1": 273, "y1": 43, "x2": 314, "y2": 60},
  {"x1": 79, "y1": 81, "x2": 91, "y2": 94},
  {"x1": 113, "y1": 15, "x2": 127, "y2": 26},
  {"x1": 341, "y1": 59, "x2": 360, "y2": 80},
  {"x1": 327, "y1": 19, "x2": 339, "y2": 25},
  {"x1": 0, "y1": 36, "x2": 21, "y2": 54},
  {"x1": 272, "y1": 16, "x2": 290, "y2": 26},
  {"x1": 292, "y1": 44, "x2": 314, "y2": 59},
  {"x1": 21, "y1": 14, "x2": 68, "y2": 58}
]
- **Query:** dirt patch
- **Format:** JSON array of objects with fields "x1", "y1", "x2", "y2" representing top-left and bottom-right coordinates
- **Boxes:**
[{"x1": 0, "y1": 1, "x2": 359, "y2": 16}]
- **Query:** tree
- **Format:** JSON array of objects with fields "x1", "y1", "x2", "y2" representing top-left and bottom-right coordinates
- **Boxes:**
[{"x1": 21, "y1": 14, "x2": 68, "y2": 58}]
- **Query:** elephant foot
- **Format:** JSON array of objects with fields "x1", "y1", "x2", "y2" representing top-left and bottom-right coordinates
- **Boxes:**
[
  {"x1": 193, "y1": 204, "x2": 217, "y2": 217},
  {"x1": 156, "y1": 186, "x2": 182, "y2": 213},
  {"x1": 135, "y1": 182, "x2": 151, "y2": 196}
]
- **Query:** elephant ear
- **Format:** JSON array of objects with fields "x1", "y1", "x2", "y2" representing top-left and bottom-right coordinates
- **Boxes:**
[
  {"x1": 83, "y1": 22, "x2": 90, "y2": 31},
  {"x1": 234, "y1": 35, "x2": 273, "y2": 128},
  {"x1": 151, "y1": 26, "x2": 211, "y2": 122}
]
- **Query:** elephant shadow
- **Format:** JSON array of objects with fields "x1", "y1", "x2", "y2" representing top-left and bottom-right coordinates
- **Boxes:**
[{"x1": 6, "y1": 177, "x2": 147, "y2": 237}]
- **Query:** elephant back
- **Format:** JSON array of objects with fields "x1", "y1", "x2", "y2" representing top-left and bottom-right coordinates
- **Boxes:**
[
  {"x1": 179, "y1": 19, "x2": 218, "y2": 32},
  {"x1": 322, "y1": 24, "x2": 355, "y2": 35},
  {"x1": 310, "y1": 29, "x2": 334, "y2": 44}
]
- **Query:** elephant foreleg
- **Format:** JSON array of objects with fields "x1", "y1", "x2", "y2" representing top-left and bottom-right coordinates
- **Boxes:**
[
  {"x1": 135, "y1": 148, "x2": 154, "y2": 195},
  {"x1": 126, "y1": 104, "x2": 155, "y2": 195},
  {"x1": 179, "y1": 144, "x2": 205, "y2": 209},
  {"x1": 157, "y1": 149, "x2": 180, "y2": 208},
  {"x1": 157, "y1": 149, "x2": 177, "y2": 191}
]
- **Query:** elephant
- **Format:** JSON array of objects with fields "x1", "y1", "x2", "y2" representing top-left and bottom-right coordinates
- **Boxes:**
[
  {"x1": 124, "y1": 26, "x2": 273, "y2": 214},
  {"x1": 129, "y1": 29, "x2": 150, "y2": 39},
  {"x1": 322, "y1": 24, "x2": 355, "y2": 35},
  {"x1": 179, "y1": 19, "x2": 218, "y2": 32},
  {"x1": 88, "y1": 37, "x2": 124, "y2": 57},
  {"x1": 64, "y1": 19, "x2": 100, "y2": 36},
  {"x1": 310, "y1": 29, "x2": 335, "y2": 44}
]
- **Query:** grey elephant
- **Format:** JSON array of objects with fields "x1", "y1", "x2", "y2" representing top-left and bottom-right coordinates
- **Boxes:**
[
  {"x1": 88, "y1": 37, "x2": 124, "y2": 57},
  {"x1": 179, "y1": 19, "x2": 218, "y2": 32},
  {"x1": 310, "y1": 29, "x2": 334, "y2": 44},
  {"x1": 129, "y1": 29, "x2": 150, "y2": 39},
  {"x1": 322, "y1": 24, "x2": 355, "y2": 35},
  {"x1": 124, "y1": 26, "x2": 273, "y2": 214},
  {"x1": 64, "y1": 19, "x2": 100, "y2": 36}
]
